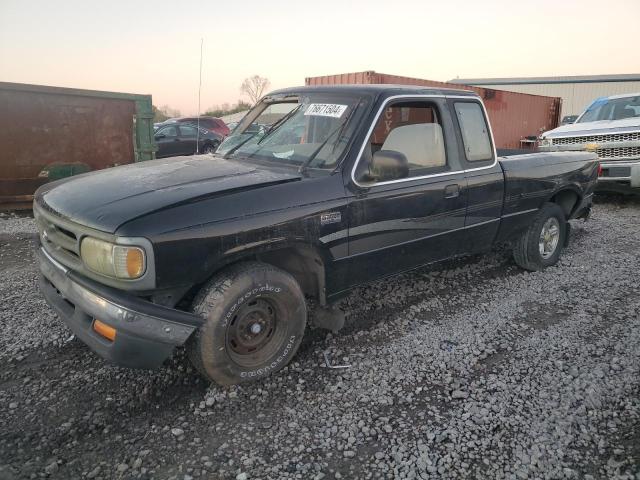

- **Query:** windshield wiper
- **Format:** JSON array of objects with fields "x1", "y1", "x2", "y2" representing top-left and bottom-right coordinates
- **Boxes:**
[
  {"x1": 257, "y1": 105, "x2": 303, "y2": 145},
  {"x1": 298, "y1": 107, "x2": 354, "y2": 174},
  {"x1": 222, "y1": 133, "x2": 261, "y2": 159}
]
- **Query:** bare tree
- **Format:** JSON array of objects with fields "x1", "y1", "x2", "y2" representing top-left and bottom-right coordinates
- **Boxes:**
[{"x1": 240, "y1": 75, "x2": 270, "y2": 105}]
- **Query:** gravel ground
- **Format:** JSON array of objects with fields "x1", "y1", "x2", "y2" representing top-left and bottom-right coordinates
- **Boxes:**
[{"x1": 0, "y1": 197, "x2": 639, "y2": 480}]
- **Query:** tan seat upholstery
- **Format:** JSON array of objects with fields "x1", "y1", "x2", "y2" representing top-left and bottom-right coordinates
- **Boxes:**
[{"x1": 381, "y1": 123, "x2": 446, "y2": 168}]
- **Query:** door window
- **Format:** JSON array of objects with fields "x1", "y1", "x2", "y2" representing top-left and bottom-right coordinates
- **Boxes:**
[
  {"x1": 179, "y1": 125, "x2": 198, "y2": 137},
  {"x1": 356, "y1": 101, "x2": 447, "y2": 183},
  {"x1": 454, "y1": 102, "x2": 493, "y2": 162},
  {"x1": 157, "y1": 125, "x2": 178, "y2": 137}
]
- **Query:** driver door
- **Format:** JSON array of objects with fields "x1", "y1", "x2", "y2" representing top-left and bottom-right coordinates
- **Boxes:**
[
  {"x1": 178, "y1": 124, "x2": 199, "y2": 155},
  {"x1": 154, "y1": 125, "x2": 181, "y2": 158},
  {"x1": 346, "y1": 97, "x2": 468, "y2": 287}
]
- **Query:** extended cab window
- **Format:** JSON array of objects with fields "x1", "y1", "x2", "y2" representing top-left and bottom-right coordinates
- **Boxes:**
[
  {"x1": 454, "y1": 102, "x2": 493, "y2": 162},
  {"x1": 356, "y1": 101, "x2": 447, "y2": 183}
]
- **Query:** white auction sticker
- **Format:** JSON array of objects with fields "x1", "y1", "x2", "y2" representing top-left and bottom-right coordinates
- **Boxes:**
[{"x1": 304, "y1": 103, "x2": 348, "y2": 118}]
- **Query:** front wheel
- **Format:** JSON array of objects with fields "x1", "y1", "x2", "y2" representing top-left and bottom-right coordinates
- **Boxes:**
[
  {"x1": 187, "y1": 262, "x2": 307, "y2": 385},
  {"x1": 513, "y1": 202, "x2": 567, "y2": 271}
]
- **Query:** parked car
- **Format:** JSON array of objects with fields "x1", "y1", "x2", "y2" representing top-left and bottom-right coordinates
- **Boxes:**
[
  {"x1": 35, "y1": 85, "x2": 597, "y2": 386},
  {"x1": 560, "y1": 115, "x2": 578, "y2": 125},
  {"x1": 226, "y1": 121, "x2": 266, "y2": 134},
  {"x1": 159, "y1": 116, "x2": 230, "y2": 137},
  {"x1": 539, "y1": 93, "x2": 640, "y2": 193},
  {"x1": 154, "y1": 123, "x2": 222, "y2": 157}
]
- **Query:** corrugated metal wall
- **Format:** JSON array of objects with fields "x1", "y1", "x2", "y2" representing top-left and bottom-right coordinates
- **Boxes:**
[
  {"x1": 459, "y1": 81, "x2": 640, "y2": 117},
  {"x1": 305, "y1": 71, "x2": 561, "y2": 150}
]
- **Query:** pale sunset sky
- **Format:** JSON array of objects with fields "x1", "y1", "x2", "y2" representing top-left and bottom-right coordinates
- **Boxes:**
[{"x1": 1, "y1": 0, "x2": 639, "y2": 115}]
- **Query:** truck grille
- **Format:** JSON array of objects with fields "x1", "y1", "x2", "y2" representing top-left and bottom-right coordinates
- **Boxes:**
[
  {"x1": 597, "y1": 146, "x2": 640, "y2": 160},
  {"x1": 34, "y1": 199, "x2": 155, "y2": 290},
  {"x1": 552, "y1": 132, "x2": 640, "y2": 146},
  {"x1": 34, "y1": 203, "x2": 84, "y2": 271}
]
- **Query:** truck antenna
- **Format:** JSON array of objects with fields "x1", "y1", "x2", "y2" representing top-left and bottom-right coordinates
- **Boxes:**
[{"x1": 196, "y1": 38, "x2": 203, "y2": 153}]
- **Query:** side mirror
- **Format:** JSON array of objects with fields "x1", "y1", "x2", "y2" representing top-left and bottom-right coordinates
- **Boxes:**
[
  {"x1": 155, "y1": 134, "x2": 166, "y2": 139},
  {"x1": 367, "y1": 150, "x2": 409, "y2": 182}
]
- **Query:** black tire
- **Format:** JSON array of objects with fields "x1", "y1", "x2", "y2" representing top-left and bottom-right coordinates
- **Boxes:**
[
  {"x1": 202, "y1": 141, "x2": 219, "y2": 154},
  {"x1": 187, "y1": 262, "x2": 306, "y2": 385},
  {"x1": 513, "y1": 202, "x2": 567, "y2": 271}
]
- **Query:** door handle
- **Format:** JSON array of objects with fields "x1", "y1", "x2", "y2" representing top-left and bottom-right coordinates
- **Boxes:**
[
  {"x1": 173, "y1": 138, "x2": 181, "y2": 141},
  {"x1": 444, "y1": 184, "x2": 460, "y2": 199}
]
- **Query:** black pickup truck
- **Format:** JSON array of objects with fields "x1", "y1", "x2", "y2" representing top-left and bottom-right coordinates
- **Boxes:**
[{"x1": 35, "y1": 85, "x2": 598, "y2": 385}]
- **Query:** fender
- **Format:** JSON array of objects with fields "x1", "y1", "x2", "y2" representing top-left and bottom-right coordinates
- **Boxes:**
[{"x1": 220, "y1": 241, "x2": 331, "y2": 305}]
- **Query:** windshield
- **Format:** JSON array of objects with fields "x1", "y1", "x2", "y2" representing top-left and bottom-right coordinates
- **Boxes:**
[
  {"x1": 217, "y1": 93, "x2": 368, "y2": 170},
  {"x1": 577, "y1": 95, "x2": 640, "y2": 123}
]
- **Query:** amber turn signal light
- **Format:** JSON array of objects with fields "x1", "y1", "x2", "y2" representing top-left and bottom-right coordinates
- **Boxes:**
[
  {"x1": 125, "y1": 248, "x2": 145, "y2": 278},
  {"x1": 93, "y1": 319, "x2": 117, "y2": 341}
]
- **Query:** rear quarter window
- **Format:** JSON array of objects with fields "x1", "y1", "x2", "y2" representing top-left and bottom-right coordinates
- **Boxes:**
[{"x1": 454, "y1": 102, "x2": 493, "y2": 162}]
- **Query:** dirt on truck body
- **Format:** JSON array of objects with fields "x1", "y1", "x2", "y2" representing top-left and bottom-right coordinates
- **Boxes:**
[{"x1": 35, "y1": 85, "x2": 598, "y2": 386}]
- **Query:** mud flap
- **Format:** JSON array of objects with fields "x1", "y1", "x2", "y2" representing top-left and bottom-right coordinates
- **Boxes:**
[
  {"x1": 631, "y1": 165, "x2": 640, "y2": 188},
  {"x1": 313, "y1": 306, "x2": 345, "y2": 333},
  {"x1": 564, "y1": 222, "x2": 571, "y2": 248}
]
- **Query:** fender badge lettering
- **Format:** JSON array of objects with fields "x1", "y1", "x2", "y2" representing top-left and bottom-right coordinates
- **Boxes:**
[{"x1": 320, "y1": 212, "x2": 341, "y2": 225}]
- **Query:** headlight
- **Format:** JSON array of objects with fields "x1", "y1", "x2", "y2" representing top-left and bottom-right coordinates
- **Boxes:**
[
  {"x1": 538, "y1": 137, "x2": 552, "y2": 148},
  {"x1": 80, "y1": 237, "x2": 146, "y2": 279}
]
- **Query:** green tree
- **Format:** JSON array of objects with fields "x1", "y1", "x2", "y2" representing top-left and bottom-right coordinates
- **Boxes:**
[{"x1": 204, "y1": 101, "x2": 251, "y2": 118}]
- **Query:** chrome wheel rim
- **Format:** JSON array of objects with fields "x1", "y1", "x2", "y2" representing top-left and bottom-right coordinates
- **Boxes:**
[{"x1": 539, "y1": 217, "x2": 560, "y2": 259}]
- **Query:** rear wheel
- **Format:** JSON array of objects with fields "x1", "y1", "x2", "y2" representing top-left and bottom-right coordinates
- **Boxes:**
[
  {"x1": 202, "y1": 141, "x2": 219, "y2": 154},
  {"x1": 187, "y1": 262, "x2": 306, "y2": 385},
  {"x1": 513, "y1": 202, "x2": 567, "y2": 271}
]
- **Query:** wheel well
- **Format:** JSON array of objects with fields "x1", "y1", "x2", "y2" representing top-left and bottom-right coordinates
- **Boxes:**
[
  {"x1": 175, "y1": 246, "x2": 327, "y2": 312},
  {"x1": 256, "y1": 245, "x2": 327, "y2": 305},
  {"x1": 550, "y1": 189, "x2": 579, "y2": 218}
]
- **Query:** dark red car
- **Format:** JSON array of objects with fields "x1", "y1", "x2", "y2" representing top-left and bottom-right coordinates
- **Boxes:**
[{"x1": 163, "y1": 116, "x2": 230, "y2": 137}]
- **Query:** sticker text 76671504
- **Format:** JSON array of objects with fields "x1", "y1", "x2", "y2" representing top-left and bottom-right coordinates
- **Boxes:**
[{"x1": 304, "y1": 104, "x2": 348, "y2": 118}]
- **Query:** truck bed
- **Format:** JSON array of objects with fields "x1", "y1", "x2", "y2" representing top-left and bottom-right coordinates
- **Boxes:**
[{"x1": 495, "y1": 151, "x2": 599, "y2": 242}]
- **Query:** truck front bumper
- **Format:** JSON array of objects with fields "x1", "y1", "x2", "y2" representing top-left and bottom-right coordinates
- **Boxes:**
[
  {"x1": 597, "y1": 162, "x2": 640, "y2": 193},
  {"x1": 38, "y1": 247, "x2": 202, "y2": 369}
]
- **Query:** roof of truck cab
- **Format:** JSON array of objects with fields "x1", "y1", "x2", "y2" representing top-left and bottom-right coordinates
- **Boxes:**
[{"x1": 266, "y1": 84, "x2": 479, "y2": 98}]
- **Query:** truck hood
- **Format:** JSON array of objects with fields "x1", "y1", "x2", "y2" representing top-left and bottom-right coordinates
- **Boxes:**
[
  {"x1": 37, "y1": 155, "x2": 302, "y2": 233},
  {"x1": 543, "y1": 117, "x2": 640, "y2": 138}
]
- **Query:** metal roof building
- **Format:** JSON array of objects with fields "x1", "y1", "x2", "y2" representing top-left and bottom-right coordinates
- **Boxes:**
[{"x1": 449, "y1": 74, "x2": 640, "y2": 118}]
